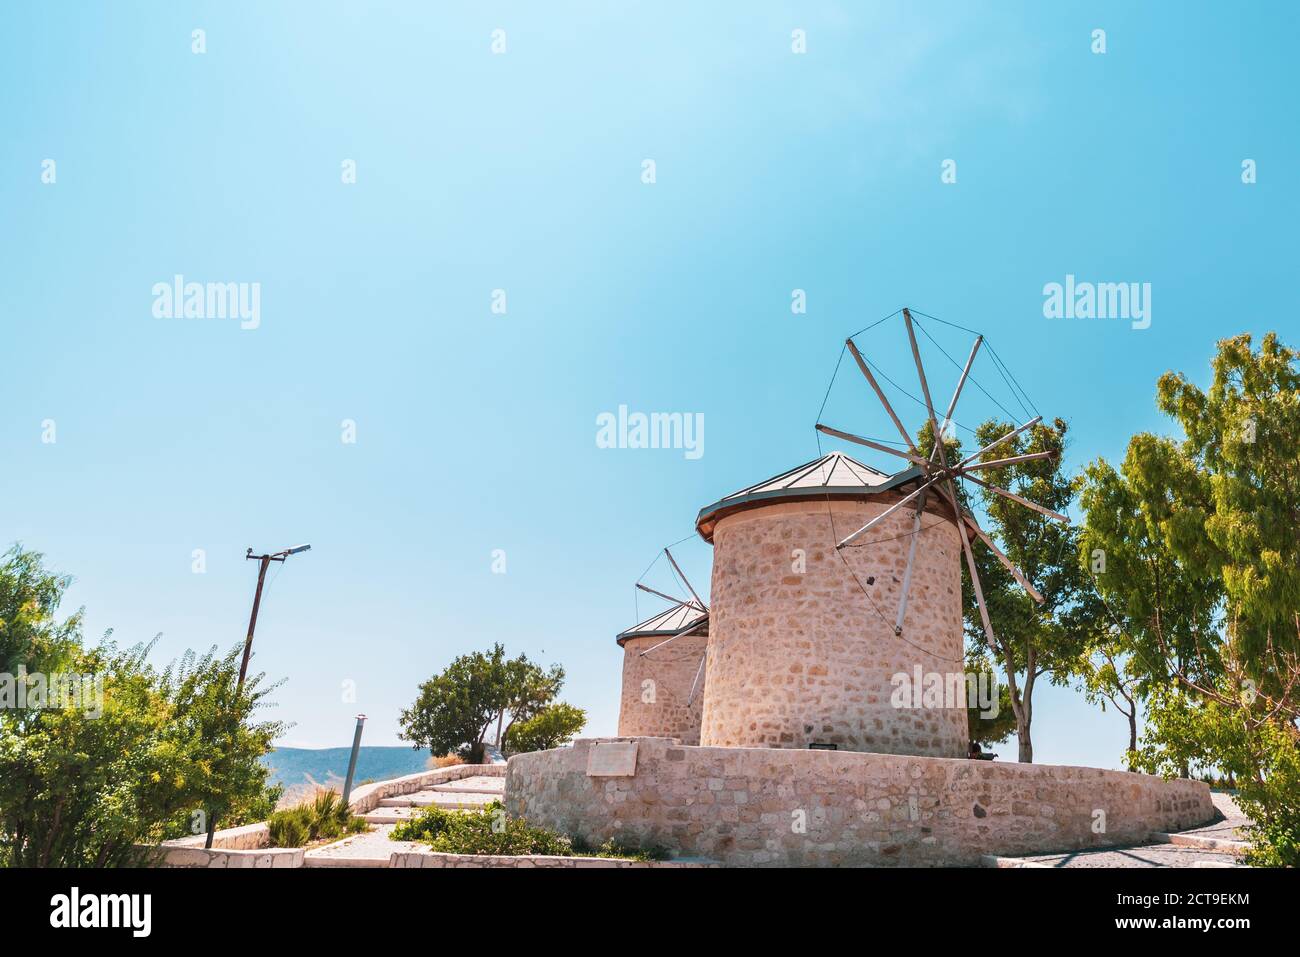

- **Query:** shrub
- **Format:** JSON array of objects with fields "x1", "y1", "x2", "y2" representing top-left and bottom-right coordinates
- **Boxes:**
[
  {"x1": 0, "y1": 545, "x2": 287, "y2": 867},
  {"x1": 502, "y1": 703, "x2": 586, "y2": 755},
  {"x1": 266, "y1": 789, "x2": 367, "y2": 848},
  {"x1": 430, "y1": 753, "x2": 465, "y2": 769},
  {"x1": 391, "y1": 801, "x2": 665, "y2": 860}
]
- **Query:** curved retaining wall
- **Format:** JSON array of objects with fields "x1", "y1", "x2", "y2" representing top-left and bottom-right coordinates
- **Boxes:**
[
  {"x1": 618, "y1": 633, "x2": 708, "y2": 745},
  {"x1": 701, "y1": 499, "x2": 968, "y2": 758},
  {"x1": 505, "y1": 737, "x2": 1216, "y2": 867}
]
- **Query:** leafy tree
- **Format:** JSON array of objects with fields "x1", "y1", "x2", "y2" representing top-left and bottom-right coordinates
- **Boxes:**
[
  {"x1": 949, "y1": 418, "x2": 1089, "y2": 762},
  {"x1": 0, "y1": 546, "x2": 285, "y2": 867},
  {"x1": 503, "y1": 702, "x2": 586, "y2": 755},
  {"x1": 1076, "y1": 436, "x2": 1224, "y2": 770},
  {"x1": 399, "y1": 644, "x2": 572, "y2": 763},
  {"x1": 0, "y1": 544, "x2": 82, "y2": 674},
  {"x1": 1156, "y1": 332, "x2": 1300, "y2": 666},
  {"x1": 1082, "y1": 332, "x2": 1300, "y2": 865},
  {"x1": 1138, "y1": 680, "x2": 1299, "y2": 867},
  {"x1": 964, "y1": 649, "x2": 1016, "y2": 751}
]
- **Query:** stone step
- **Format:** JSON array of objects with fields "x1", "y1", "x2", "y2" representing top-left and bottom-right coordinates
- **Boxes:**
[
  {"x1": 363, "y1": 803, "x2": 490, "y2": 825},
  {"x1": 1151, "y1": 831, "x2": 1250, "y2": 856},
  {"x1": 377, "y1": 789, "x2": 501, "y2": 810},
  {"x1": 303, "y1": 825, "x2": 421, "y2": 868},
  {"x1": 430, "y1": 776, "x2": 505, "y2": 794}
]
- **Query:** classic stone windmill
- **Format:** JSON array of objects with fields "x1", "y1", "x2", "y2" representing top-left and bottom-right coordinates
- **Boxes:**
[
  {"x1": 814, "y1": 307, "x2": 1068, "y2": 647},
  {"x1": 614, "y1": 548, "x2": 710, "y2": 744}
]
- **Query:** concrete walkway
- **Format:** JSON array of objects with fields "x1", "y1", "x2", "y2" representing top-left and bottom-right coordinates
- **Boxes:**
[
  {"x1": 986, "y1": 792, "x2": 1252, "y2": 868},
  {"x1": 306, "y1": 774, "x2": 505, "y2": 868}
]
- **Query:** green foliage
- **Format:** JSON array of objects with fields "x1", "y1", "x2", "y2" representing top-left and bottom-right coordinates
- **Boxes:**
[
  {"x1": 1081, "y1": 332, "x2": 1300, "y2": 866},
  {"x1": 1156, "y1": 332, "x2": 1300, "y2": 664},
  {"x1": 266, "y1": 789, "x2": 367, "y2": 848},
  {"x1": 391, "y1": 800, "x2": 572, "y2": 855},
  {"x1": 391, "y1": 801, "x2": 664, "y2": 860},
  {"x1": 398, "y1": 644, "x2": 569, "y2": 763},
  {"x1": 927, "y1": 417, "x2": 1088, "y2": 762},
  {"x1": 964, "y1": 649, "x2": 1016, "y2": 747},
  {"x1": 1137, "y1": 685, "x2": 1300, "y2": 867},
  {"x1": 0, "y1": 545, "x2": 285, "y2": 867},
  {"x1": 503, "y1": 702, "x2": 586, "y2": 755},
  {"x1": 0, "y1": 544, "x2": 82, "y2": 675}
]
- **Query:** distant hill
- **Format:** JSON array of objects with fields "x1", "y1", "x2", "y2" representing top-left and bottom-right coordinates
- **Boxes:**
[{"x1": 262, "y1": 746, "x2": 432, "y2": 804}]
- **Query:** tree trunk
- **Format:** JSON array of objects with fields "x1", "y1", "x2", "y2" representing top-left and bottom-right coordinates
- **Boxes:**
[
  {"x1": 1127, "y1": 711, "x2": 1137, "y2": 758},
  {"x1": 1016, "y1": 652, "x2": 1036, "y2": 763},
  {"x1": 1017, "y1": 718, "x2": 1033, "y2": 763}
]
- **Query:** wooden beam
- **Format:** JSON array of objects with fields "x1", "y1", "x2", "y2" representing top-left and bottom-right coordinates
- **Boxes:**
[
  {"x1": 687, "y1": 652, "x2": 707, "y2": 706},
  {"x1": 934, "y1": 483, "x2": 1047, "y2": 603},
  {"x1": 894, "y1": 491, "x2": 928, "y2": 635},
  {"x1": 945, "y1": 478, "x2": 997, "y2": 648},
  {"x1": 846, "y1": 338, "x2": 918, "y2": 452},
  {"x1": 815, "y1": 424, "x2": 934, "y2": 469},
  {"x1": 959, "y1": 473, "x2": 1070, "y2": 523},
  {"x1": 837, "y1": 472, "x2": 945, "y2": 548},
  {"x1": 955, "y1": 416, "x2": 1043, "y2": 469},
  {"x1": 902, "y1": 308, "x2": 946, "y2": 462},
  {"x1": 636, "y1": 582, "x2": 696, "y2": 608},
  {"x1": 664, "y1": 547, "x2": 707, "y2": 611},
  {"x1": 637, "y1": 619, "x2": 707, "y2": 657},
  {"x1": 960, "y1": 450, "x2": 1057, "y2": 472},
  {"x1": 940, "y1": 334, "x2": 983, "y2": 430}
]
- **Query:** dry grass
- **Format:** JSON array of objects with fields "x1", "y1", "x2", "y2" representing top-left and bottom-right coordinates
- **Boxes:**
[{"x1": 429, "y1": 753, "x2": 466, "y2": 769}]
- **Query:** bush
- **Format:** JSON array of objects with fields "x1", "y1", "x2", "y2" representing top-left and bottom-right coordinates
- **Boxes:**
[
  {"x1": 266, "y1": 789, "x2": 367, "y2": 848},
  {"x1": 391, "y1": 801, "x2": 665, "y2": 860},
  {"x1": 502, "y1": 703, "x2": 586, "y2": 755},
  {"x1": 430, "y1": 753, "x2": 465, "y2": 769}
]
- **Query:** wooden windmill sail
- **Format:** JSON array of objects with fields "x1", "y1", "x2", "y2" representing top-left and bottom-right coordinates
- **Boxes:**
[
  {"x1": 815, "y1": 307, "x2": 1068, "y2": 643},
  {"x1": 622, "y1": 547, "x2": 710, "y2": 706}
]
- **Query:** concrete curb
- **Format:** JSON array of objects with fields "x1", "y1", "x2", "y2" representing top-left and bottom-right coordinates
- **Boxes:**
[
  {"x1": 1153, "y1": 832, "x2": 1251, "y2": 856},
  {"x1": 980, "y1": 854, "x2": 1051, "y2": 868}
]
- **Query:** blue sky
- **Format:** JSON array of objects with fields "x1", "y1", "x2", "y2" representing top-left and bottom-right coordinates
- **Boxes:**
[{"x1": 2, "y1": 2, "x2": 1295, "y2": 768}]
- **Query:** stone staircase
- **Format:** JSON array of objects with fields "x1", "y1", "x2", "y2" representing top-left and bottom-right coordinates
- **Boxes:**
[
  {"x1": 360, "y1": 775, "x2": 505, "y2": 824},
  {"x1": 304, "y1": 774, "x2": 505, "y2": 868}
]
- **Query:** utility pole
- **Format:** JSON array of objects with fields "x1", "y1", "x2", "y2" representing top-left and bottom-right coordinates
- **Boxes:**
[
  {"x1": 341, "y1": 714, "x2": 367, "y2": 810},
  {"x1": 204, "y1": 543, "x2": 312, "y2": 849}
]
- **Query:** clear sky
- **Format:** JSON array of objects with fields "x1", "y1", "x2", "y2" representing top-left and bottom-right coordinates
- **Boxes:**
[{"x1": 2, "y1": 2, "x2": 1296, "y2": 768}]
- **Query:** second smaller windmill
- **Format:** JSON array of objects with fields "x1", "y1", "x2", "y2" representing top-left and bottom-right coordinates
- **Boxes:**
[{"x1": 613, "y1": 547, "x2": 711, "y2": 745}]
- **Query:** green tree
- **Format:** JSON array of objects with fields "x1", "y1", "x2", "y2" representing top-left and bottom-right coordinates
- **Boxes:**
[
  {"x1": 964, "y1": 649, "x2": 1016, "y2": 751},
  {"x1": 1083, "y1": 332, "x2": 1300, "y2": 865},
  {"x1": 399, "y1": 644, "x2": 572, "y2": 763},
  {"x1": 503, "y1": 702, "x2": 587, "y2": 755},
  {"x1": 0, "y1": 546, "x2": 285, "y2": 867},
  {"x1": 954, "y1": 418, "x2": 1089, "y2": 762}
]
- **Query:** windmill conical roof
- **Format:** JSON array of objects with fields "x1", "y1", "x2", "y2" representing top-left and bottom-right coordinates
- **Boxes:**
[
  {"x1": 616, "y1": 601, "x2": 709, "y2": 646},
  {"x1": 694, "y1": 451, "x2": 928, "y2": 542}
]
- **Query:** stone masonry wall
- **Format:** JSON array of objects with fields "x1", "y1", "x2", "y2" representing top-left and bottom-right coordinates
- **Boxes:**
[
  {"x1": 700, "y1": 498, "x2": 968, "y2": 757},
  {"x1": 617, "y1": 633, "x2": 708, "y2": 745},
  {"x1": 505, "y1": 738, "x2": 1216, "y2": 867}
]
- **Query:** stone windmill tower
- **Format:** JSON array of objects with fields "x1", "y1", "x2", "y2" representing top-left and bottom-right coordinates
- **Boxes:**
[
  {"x1": 615, "y1": 549, "x2": 709, "y2": 745},
  {"x1": 694, "y1": 308, "x2": 1065, "y2": 758}
]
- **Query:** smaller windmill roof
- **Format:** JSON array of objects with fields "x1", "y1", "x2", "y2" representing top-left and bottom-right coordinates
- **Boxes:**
[
  {"x1": 695, "y1": 451, "x2": 928, "y2": 542},
  {"x1": 616, "y1": 601, "x2": 709, "y2": 646}
]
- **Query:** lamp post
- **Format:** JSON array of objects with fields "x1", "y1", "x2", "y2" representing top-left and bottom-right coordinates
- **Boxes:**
[
  {"x1": 341, "y1": 714, "x2": 367, "y2": 810},
  {"x1": 204, "y1": 543, "x2": 311, "y2": 849}
]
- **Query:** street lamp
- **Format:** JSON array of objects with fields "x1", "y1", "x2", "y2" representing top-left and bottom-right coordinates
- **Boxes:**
[{"x1": 205, "y1": 543, "x2": 312, "y2": 849}]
